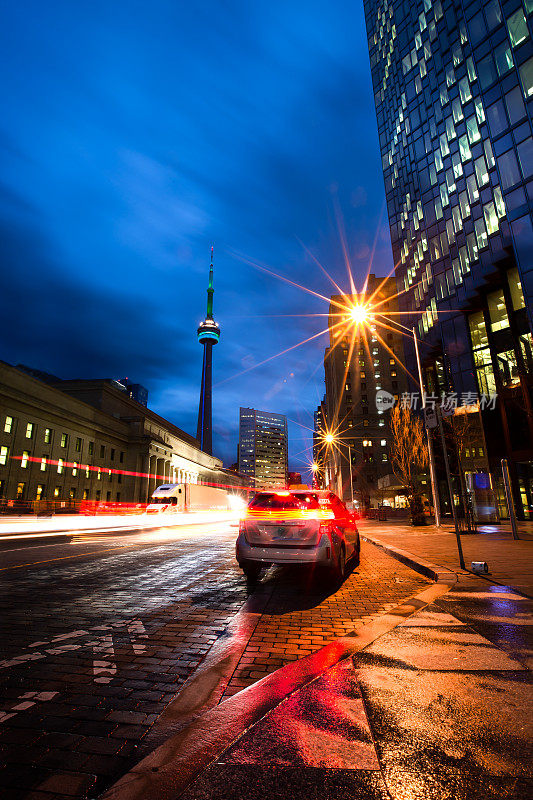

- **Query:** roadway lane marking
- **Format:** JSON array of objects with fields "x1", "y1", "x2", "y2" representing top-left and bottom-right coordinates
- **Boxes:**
[
  {"x1": 0, "y1": 544, "x2": 148, "y2": 571},
  {"x1": 0, "y1": 691, "x2": 58, "y2": 724},
  {"x1": 0, "y1": 618, "x2": 145, "y2": 672}
]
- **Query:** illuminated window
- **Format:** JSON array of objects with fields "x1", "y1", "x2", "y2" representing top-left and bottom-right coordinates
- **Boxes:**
[
  {"x1": 519, "y1": 57, "x2": 533, "y2": 98},
  {"x1": 488, "y1": 289, "x2": 510, "y2": 331},
  {"x1": 0, "y1": 446, "x2": 9, "y2": 466},
  {"x1": 469, "y1": 313, "x2": 496, "y2": 395},
  {"x1": 474, "y1": 155, "x2": 489, "y2": 186},
  {"x1": 54, "y1": 487, "x2": 60, "y2": 497},
  {"x1": 36, "y1": 484, "x2": 44, "y2": 500},
  {"x1": 507, "y1": 9, "x2": 529, "y2": 47},
  {"x1": 25, "y1": 422, "x2": 33, "y2": 439},
  {"x1": 497, "y1": 350, "x2": 519, "y2": 386},
  {"x1": 60, "y1": 433, "x2": 68, "y2": 448},
  {"x1": 40, "y1": 457, "x2": 47, "y2": 472},
  {"x1": 21, "y1": 450, "x2": 30, "y2": 469},
  {"x1": 452, "y1": 98, "x2": 463, "y2": 123},
  {"x1": 475, "y1": 98, "x2": 485, "y2": 124},
  {"x1": 494, "y1": 186, "x2": 506, "y2": 218},
  {"x1": 439, "y1": 133, "x2": 449, "y2": 156},
  {"x1": 508, "y1": 267, "x2": 525, "y2": 310},
  {"x1": 75, "y1": 437, "x2": 82, "y2": 452},
  {"x1": 17, "y1": 482, "x2": 25, "y2": 499},
  {"x1": 459, "y1": 77, "x2": 472, "y2": 103},
  {"x1": 44, "y1": 428, "x2": 51, "y2": 443},
  {"x1": 57, "y1": 458, "x2": 64, "y2": 474},
  {"x1": 452, "y1": 205, "x2": 463, "y2": 233},
  {"x1": 440, "y1": 86, "x2": 449, "y2": 105},
  {"x1": 475, "y1": 218, "x2": 488, "y2": 250},
  {"x1": 97, "y1": 469, "x2": 102, "y2": 481},
  {"x1": 72, "y1": 462, "x2": 78, "y2": 477},
  {"x1": 466, "y1": 116, "x2": 480, "y2": 145},
  {"x1": 4, "y1": 416, "x2": 12, "y2": 434},
  {"x1": 446, "y1": 117, "x2": 456, "y2": 141},
  {"x1": 446, "y1": 66, "x2": 455, "y2": 87},
  {"x1": 495, "y1": 41, "x2": 513, "y2": 75},
  {"x1": 452, "y1": 153, "x2": 463, "y2": 179},
  {"x1": 484, "y1": 202, "x2": 499, "y2": 236}
]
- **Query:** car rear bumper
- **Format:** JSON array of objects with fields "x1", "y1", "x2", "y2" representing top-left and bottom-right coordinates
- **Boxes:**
[{"x1": 236, "y1": 533, "x2": 334, "y2": 566}]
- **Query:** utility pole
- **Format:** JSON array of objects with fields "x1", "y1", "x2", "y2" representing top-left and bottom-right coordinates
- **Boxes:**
[{"x1": 413, "y1": 327, "x2": 441, "y2": 526}]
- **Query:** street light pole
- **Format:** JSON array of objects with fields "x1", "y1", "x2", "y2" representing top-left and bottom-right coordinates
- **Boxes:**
[
  {"x1": 348, "y1": 444, "x2": 354, "y2": 508},
  {"x1": 413, "y1": 327, "x2": 441, "y2": 527}
]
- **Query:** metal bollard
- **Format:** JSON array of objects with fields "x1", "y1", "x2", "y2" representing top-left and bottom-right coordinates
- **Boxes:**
[{"x1": 471, "y1": 561, "x2": 489, "y2": 574}]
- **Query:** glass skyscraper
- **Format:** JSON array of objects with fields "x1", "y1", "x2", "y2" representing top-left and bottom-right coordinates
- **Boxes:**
[
  {"x1": 238, "y1": 407, "x2": 288, "y2": 489},
  {"x1": 364, "y1": 0, "x2": 533, "y2": 518}
]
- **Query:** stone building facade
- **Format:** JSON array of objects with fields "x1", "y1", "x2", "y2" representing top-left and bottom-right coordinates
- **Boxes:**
[{"x1": 0, "y1": 362, "x2": 239, "y2": 507}]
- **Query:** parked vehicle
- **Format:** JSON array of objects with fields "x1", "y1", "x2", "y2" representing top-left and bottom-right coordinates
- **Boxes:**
[
  {"x1": 145, "y1": 483, "x2": 230, "y2": 513},
  {"x1": 236, "y1": 489, "x2": 360, "y2": 581}
]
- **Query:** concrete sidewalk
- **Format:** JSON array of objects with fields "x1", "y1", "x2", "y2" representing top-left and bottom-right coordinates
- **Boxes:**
[
  {"x1": 100, "y1": 572, "x2": 533, "y2": 800},
  {"x1": 359, "y1": 519, "x2": 533, "y2": 598}
]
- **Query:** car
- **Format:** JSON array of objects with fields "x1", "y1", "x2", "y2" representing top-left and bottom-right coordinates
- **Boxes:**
[{"x1": 236, "y1": 489, "x2": 360, "y2": 581}]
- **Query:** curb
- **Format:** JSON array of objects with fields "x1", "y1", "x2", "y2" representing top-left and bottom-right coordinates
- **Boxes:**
[
  {"x1": 362, "y1": 533, "x2": 458, "y2": 584},
  {"x1": 100, "y1": 582, "x2": 451, "y2": 800}
]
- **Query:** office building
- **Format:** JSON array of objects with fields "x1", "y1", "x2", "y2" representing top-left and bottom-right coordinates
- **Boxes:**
[
  {"x1": 363, "y1": 0, "x2": 533, "y2": 518},
  {"x1": 323, "y1": 275, "x2": 410, "y2": 507},
  {"x1": 313, "y1": 398, "x2": 327, "y2": 488},
  {"x1": 0, "y1": 361, "x2": 244, "y2": 508},
  {"x1": 238, "y1": 407, "x2": 288, "y2": 489}
]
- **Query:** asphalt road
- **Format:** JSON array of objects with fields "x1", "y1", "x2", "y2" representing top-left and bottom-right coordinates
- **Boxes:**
[{"x1": 0, "y1": 519, "x2": 428, "y2": 800}]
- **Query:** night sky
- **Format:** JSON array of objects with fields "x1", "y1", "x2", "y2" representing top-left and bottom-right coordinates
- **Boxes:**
[{"x1": 1, "y1": 1, "x2": 393, "y2": 480}]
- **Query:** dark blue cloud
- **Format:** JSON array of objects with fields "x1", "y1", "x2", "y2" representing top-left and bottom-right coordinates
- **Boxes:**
[{"x1": 1, "y1": 1, "x2": 393, "y2": 480}]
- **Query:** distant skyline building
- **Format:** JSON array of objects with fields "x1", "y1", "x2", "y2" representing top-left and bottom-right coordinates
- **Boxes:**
[
  {"x1": 363, "y1": 0, "x2": 533, "y2": 519},
  {"x1": 238, "y1": 407, "x2": 288, "y2": 489},
  {"x1": 196, "y1": 247, "x2": 220, "y2": 456}
]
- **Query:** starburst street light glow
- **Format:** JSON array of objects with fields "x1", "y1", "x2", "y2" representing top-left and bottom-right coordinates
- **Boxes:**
[
  {"x1": 324, "y1": 432, "x2": 335, "y2": 444},
  {"x1": 349, "y1": 304, "x2": 371, "y2": 326}
]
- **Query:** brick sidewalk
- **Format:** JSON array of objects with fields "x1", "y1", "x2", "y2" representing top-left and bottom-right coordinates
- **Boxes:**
[
  {"x1": 220, "y1": 540, "x2": 429, "y2": 698},
  {"x1": 360, "y1": 519, "x2": 533, "y2": 597}
]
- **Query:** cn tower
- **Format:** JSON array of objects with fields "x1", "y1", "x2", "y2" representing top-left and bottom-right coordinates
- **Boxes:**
[{"x1": 196, "y1": 247, "x2": 220, "y2": 455}]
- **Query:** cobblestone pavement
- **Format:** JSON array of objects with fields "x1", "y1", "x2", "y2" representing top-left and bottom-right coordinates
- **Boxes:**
[{"x1": 0, "y1": 522, "x2": 429, "y2": 800}]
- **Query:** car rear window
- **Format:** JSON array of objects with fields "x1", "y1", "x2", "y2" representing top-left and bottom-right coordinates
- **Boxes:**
[{"x1": 248, "y1": 493, "x2": 320, "y2": 510}]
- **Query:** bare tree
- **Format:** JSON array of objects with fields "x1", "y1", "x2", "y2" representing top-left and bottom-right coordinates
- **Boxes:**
[{"x1": 389, "y1": 404, "x2": 429, "y2": 525}]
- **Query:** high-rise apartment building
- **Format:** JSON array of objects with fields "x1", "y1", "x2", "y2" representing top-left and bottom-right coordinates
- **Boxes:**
[
  {"x1": 364, "y1": 0, "x2": 533, "y2": 518},
  {"x1": 323, "y1": 275, "x2": 410, "y2": 506},
  {"x1": 238, "y1": 407, "x2": 288, "y2": 489}
]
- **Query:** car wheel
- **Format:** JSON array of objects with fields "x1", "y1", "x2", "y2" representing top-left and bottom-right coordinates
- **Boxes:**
[
  {"x1": 241, "y1": 561, "x2": 261, "y2": 580},
  {"x1": 351, "y1": 540, "x2": 360, "y2": 567}
]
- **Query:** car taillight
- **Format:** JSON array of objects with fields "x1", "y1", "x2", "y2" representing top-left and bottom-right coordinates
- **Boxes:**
[
  {"x1": 319, "y1": 521, "x2": 332, "y2": 535},
  {"x1": 239, "y1": 519, "x2": 246, "y2": 533}
]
